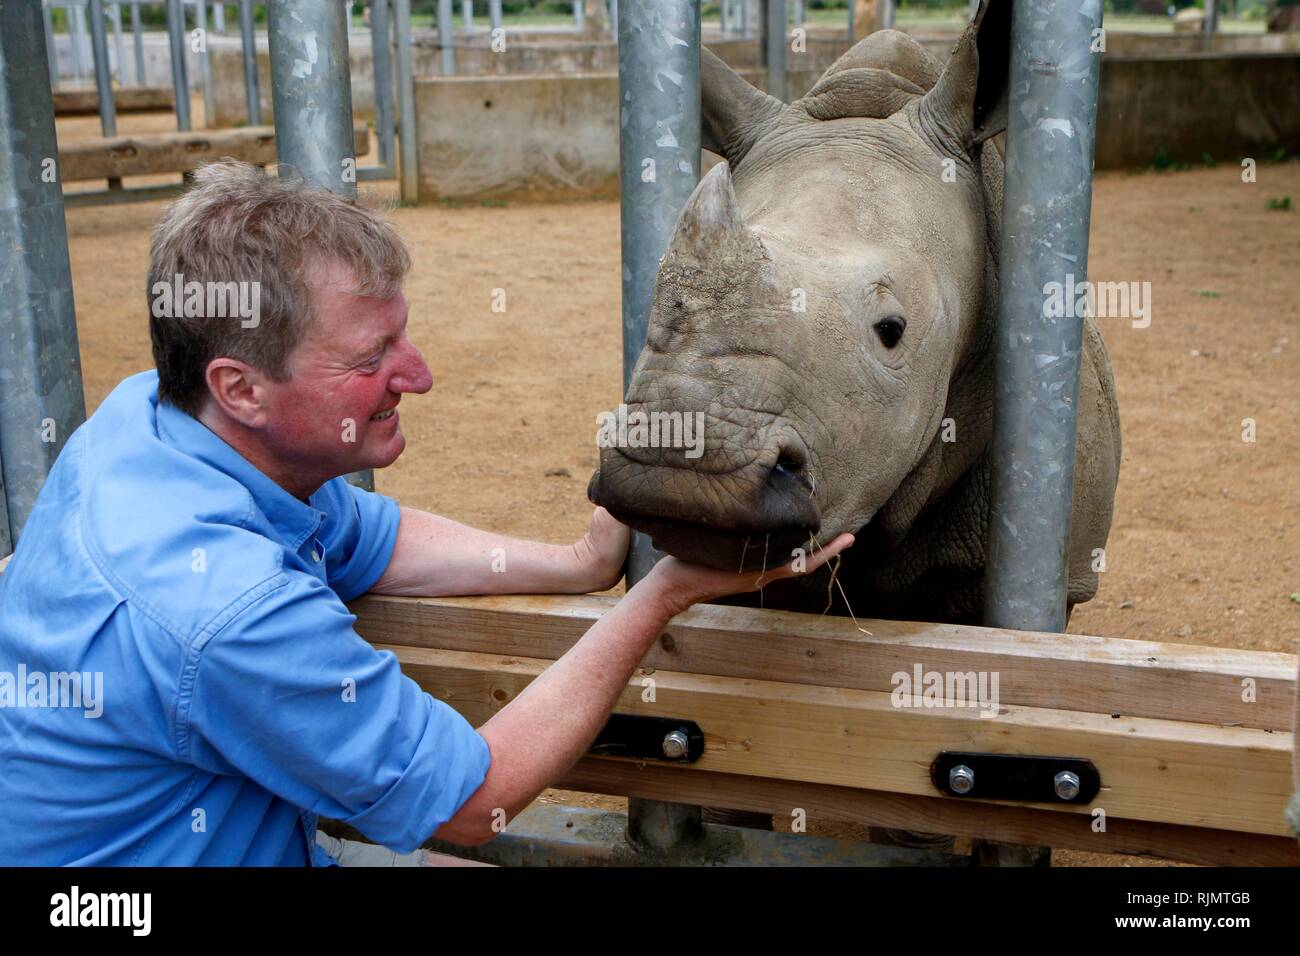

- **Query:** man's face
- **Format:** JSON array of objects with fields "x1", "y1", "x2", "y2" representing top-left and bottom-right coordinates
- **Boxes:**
[{"x1": 256, "y1": 258, "x2": 433, "y2": 490}]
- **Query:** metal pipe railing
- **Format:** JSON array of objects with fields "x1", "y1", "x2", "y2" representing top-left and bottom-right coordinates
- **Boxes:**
[{"x1": 984, "y1": 0, "x2": 1105, "y2": 634}]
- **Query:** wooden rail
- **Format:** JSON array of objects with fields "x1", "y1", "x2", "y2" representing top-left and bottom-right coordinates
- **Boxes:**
[{"x1": 352, "y1": 593, "x2": 1300, "y2": 865}]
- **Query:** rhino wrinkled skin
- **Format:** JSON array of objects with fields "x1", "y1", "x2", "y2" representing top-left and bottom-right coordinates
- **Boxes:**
[{"x1": 589, "y1": 6, "x2": 1121, "y2": 627}]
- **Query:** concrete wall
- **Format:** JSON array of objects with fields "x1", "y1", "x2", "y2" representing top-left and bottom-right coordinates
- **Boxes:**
[
  {"x1": 1095, "y1": 53, "x2": 1300, "y2": 168},
  {"x1": 416, "y1": 51, "x2": 1300, "y2": 202}
]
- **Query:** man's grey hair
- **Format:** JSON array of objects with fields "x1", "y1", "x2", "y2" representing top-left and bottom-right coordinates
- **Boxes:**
[{"x1": 147, "y1": 160, "x2": 412, "y2": 415}]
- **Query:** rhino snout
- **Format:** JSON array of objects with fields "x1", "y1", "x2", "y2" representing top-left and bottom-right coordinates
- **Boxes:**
[{"x1": 587, "y1": 432, "x2": 821, "y2": 572}]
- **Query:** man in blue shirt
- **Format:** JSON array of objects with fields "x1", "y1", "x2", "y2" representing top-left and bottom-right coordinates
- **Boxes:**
[{"x1": 0, "y1": 161, "x2": 852, "y2": 866}]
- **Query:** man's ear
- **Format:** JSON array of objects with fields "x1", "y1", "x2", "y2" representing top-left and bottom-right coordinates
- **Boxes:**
[
  {"x1": 204, "y1": 358, "x2": 268, "y2": 428},
  {"x1": 918, "y1": 0, "x2": 1011, "y2": 150}
]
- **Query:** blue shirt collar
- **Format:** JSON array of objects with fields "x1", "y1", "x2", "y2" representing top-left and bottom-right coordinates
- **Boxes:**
[{"x1": 155, "y1": 396, "x2": 325, "y2": 553}]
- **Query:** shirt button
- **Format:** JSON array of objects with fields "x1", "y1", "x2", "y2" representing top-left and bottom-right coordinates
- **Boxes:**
[{"x1": 311, "y1": 545, "x2": 323, "y2": 563}]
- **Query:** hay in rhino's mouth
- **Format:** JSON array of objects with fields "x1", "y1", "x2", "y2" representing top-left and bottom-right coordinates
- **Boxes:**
[{"x1": 613, "y1": 514, "x2": 820, "y2": 574}]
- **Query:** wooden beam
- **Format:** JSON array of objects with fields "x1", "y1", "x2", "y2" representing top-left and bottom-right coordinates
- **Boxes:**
[
  {"x1": 352, "y1": 593, "x2": 1296, "y2": 731},
  {"x1": 556, "y1": 759, "x2": 1300, "y2": 867},
  {"x1": 385, "y1": 645, "x2": 1295, "y2": 838},
  {"x1": 58, "y1": 123, "x2": 370, "y2": 182},
  {"x1": 52, "y1": 85, "x2": 174, "y2": 115}
]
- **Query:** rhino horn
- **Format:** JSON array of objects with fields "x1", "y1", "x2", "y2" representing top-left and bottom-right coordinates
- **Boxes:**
[
  {"x1": 702, "y1": 46, "x2": 785, "y2": 167},
  {"x1": 663, "y1": 163, "x2": 759, "y2": 268}
]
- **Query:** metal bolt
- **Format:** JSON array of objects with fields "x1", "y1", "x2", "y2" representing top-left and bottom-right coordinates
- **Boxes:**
[
  {"x1": 662, "y1": 730, "x2": 690, "y2": 760},
  {"x1": 948, "y1": 764, "x2": 975, "y2": 794},
  {"x1": 1054, "y1": 770, "x2": 1081, "y2": 800}
]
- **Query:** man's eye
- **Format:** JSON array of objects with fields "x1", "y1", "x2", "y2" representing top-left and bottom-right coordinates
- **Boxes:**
[{"x1": 358, "y1": 353, "x2": 383, "y2": 370}]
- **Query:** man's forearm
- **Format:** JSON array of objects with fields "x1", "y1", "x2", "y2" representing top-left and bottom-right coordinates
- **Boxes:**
[
  {"x1": 371, "y1": 507, "x2": 596, "y2": 597},
  {"x1": 433, "y1": 577, "x2": 674, "y2": 844}
]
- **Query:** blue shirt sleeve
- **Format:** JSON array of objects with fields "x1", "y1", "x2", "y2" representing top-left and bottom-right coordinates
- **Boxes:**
[
  {"x1": 312, "y1": 479, "x2": 402, "y2": 602},
  {"x1": 183, "y1": 573, "x2": 491, "y2": 854}
]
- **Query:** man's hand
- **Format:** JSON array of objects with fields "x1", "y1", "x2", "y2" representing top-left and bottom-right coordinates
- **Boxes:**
[
  {"x1": 568, "y1": 507, "x2": 631, "y2": 593},
  {"x1": 642, "y1": 533, "x2": 856, "y2": 617}
]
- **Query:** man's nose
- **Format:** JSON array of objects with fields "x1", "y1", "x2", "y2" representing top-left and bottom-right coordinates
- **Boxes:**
[{"x1": 390, "y1": 339, "x2": 433, "y2": 394}]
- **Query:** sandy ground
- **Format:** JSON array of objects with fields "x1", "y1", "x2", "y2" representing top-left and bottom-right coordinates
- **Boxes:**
[{"x1": 56, "y1": 105, "x2": 1299, "y2": 865}]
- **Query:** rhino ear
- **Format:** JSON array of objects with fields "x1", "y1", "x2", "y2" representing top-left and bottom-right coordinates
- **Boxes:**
[
  {"x1": 665, "y1": 163, "x2": 759, "y2": 268},
  {"x1": 919, "y1": 0, "x2": 1011, "y2": 150},
  {"x1": 702, "y1": 46, "x2": 785, "y2": 166}
]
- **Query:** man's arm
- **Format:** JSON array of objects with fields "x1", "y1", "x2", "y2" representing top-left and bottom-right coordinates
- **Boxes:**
[
  {"x1": 368, "y1": 506, "x2": 629, "y2": 597},
  {"x1": 432, "y1": 533, "x2": 855, "y2": 846}
]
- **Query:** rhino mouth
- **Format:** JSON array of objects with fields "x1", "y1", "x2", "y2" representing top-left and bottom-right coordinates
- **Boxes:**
[{"x1": 587, "y1": 453, "x2": 821, "y2": 573}]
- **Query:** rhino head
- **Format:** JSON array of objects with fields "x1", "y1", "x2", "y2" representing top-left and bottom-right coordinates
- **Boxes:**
[{"x1": 589, "y1": 5, "x2": 1012, "y2": 581}]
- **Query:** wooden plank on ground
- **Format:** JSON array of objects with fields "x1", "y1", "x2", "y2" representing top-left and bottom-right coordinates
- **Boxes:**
[
  {"x1": 58, "y1": 123, "x2": 370, "y2": 181},
  {"x1": 53, "y1": 85, "x2": 174, "y2": 115},
  {"x1": 384, "y1": 645, "x2": 1295, "y2": 838},
  {"x1": 352, "y1": 593, "x2": 1296, "y2": 731},
  {"x1": 556, "y1": 760, "x2": 1300, "y2": 867}
]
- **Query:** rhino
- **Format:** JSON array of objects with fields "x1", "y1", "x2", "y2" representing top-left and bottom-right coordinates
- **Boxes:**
[{"x1": 589, "y1": 3, "x2": 1121, "y2": 628}]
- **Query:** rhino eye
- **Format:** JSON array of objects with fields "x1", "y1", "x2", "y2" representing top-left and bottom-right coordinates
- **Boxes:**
[{"x1": 874, "y1": 316, "x2": 906, "y2": 349}]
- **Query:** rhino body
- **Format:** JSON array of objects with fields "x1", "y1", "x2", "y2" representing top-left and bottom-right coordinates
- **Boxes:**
[{"x1": 589, "y1": 11, "x2": 1121, "y2": 627}]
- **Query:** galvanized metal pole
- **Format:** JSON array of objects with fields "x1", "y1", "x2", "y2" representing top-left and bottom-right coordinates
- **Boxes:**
[
  {"x1": 371, "y1": 0, "x2": 396, "y2": 170},
  {"x1": 1203, "y1": 0, "x2": 1218, "y2": 36},
  {"x1": 267, "y1": 1, "x2": 357, "y2": 197},
  {"x1": 196, "y1": 0, "x2": 215, "y2": 126},
  {"x1": 110, "y1": 3, "x2": 125, "y2": 85},
  {"x1": 462, "y1": 0, "x2": 471, "y2": 29},
  {"x1": 43, "y1": 2, "x2": 60, "y2": 88},
  {"x1": 574, "y1": 0, "x2": 583, "y2": 31},
  {"x1": 71, "y1": 0, "x2": 88, "y2": 82},
  {"x1": 268, "y1": 0, "x2": 372, "y2": 491},
  {"x1": 166, "y1": 0, "x2": 192, "y2": 129},
  {"x1": 131, "y1": 0, "x2": 146, "y2": 86},
  {"x1": 488, "y1": 0, "x2": 501, "y2": 32},
  {"x1": 882, "y1": 0, "x2": 893, "y2": 31},
  {"x1": 765, "y1": 0, "x2": 786, "y2": 101},
  {"x1": 984, "y1": 0, "x2": 1104, "y2": 635},
  {"x1": 720, "y1": 0, "x2": 728, "y2": 34},
  {"x1": 239, "y1": 0, "x2": 259, "y2": 125},
  {"x1": 438, "y1": 0, "x2": 454, "y2": 75},
  {"x1": 394, "y1": 0, "x2": 417, "y2": 204},
  {"x1": 618, "y1": 0, "x2": 702, "y2": 850},
  {"x1": 0, "y1": 0, "x2": 88, "y2": 552},
  {"x1": 87, "y1": 0, "x2": 118, "y2": 140},
  {"x1": 214, "y1": 1, "x2": 226, "y2": 32}
]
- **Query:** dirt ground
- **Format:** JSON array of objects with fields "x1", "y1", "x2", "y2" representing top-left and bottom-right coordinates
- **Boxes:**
[{"x1": 57, "y1": 106, "x2": 1299, "y2": 865}]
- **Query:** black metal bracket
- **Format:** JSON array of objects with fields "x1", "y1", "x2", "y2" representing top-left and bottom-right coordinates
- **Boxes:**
[
  {"x1": 931, "y1": 752, "x2": 1101, "y2": 804},
  {"x1": 587, "y1": 714, "x2": 704, "y2": 763}
]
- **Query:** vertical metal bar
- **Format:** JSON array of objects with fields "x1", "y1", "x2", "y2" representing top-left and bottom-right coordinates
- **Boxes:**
[
  {"x1": 196, "y1": 0, "x2": 214, "y2": 126},
  {"x1": 268, "y1": 0, "x2": 357, "y2": 196},
  {"x1": 1204, "y1": 0, "x2": 1218, "y2": 36},
  {"x1": 609, "y1": 0, "x2": 617, "y2": 36},
  {"x1": 131, "y1": 0, "x2": 146, "y2": 86},
  {"x1": 43, "y1": 2, "x2": 60, "y2": 88},
  {"x1": 239, "y1": 0, "x2": 260, "y2": 125},
  {"x1": 166, "y1": 0, "x2": 192, "y2": 129},
  {"x1": 882, "y1": 0, "x2": 893, "y2": 31},
  {"x1": 984, "y1": 0, "x2": 1104, "y2": 635},
  {"x1": 720, "y1": 0, "x2": 729, "y2": 35},
  {"x1": 0, "y1": 1, "x2": 88, "y2": 550},
  {"x1": 574, "y1": 0, "x2": 583, "y2": 31},
  {"x1": 438, "y1": 0, "x2": 454, "y2": 75},
  {"x1": 268, "y1": 0, "x2": 371, "y2": 491},
  {"x1": 88, "y1": 0, "x2": 117, "y2": 137},
  {"x1": 71, "y1": 1, "x2": 88, "y2": 82},
  {"x1": 741, "y1": 0, "x2": 749, "y2": 37},
  {"x1": 793, "y1": 0, "x2": 803, "y2": 26},
  {"x1": 462, "y1": 0, "x2": 472, "y2": 29},
  {"x1": 110, "y1": 3, "x2": 125, "y2": 84},
  {"x1": 618, "y1": 0, "x2": 702, "y2": 849},
  {"x1": 765, "y1": 0, "x2": 786, "y2": 101},
  {"x1": 488, "y1": 0, "x2": 501, "y2": 32},
  {"x1": 395, "y1": 0, "x2": 417, "y2": 204},
  {"x1": 847, "y1": 0, "x2": 854, "y2": 41},
  {"x1": 371, "y1": 0, "x2": 396, "y2": 170},
  {"x1": 214, "y1": 1, "x2": 226, "y2": 33}
]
